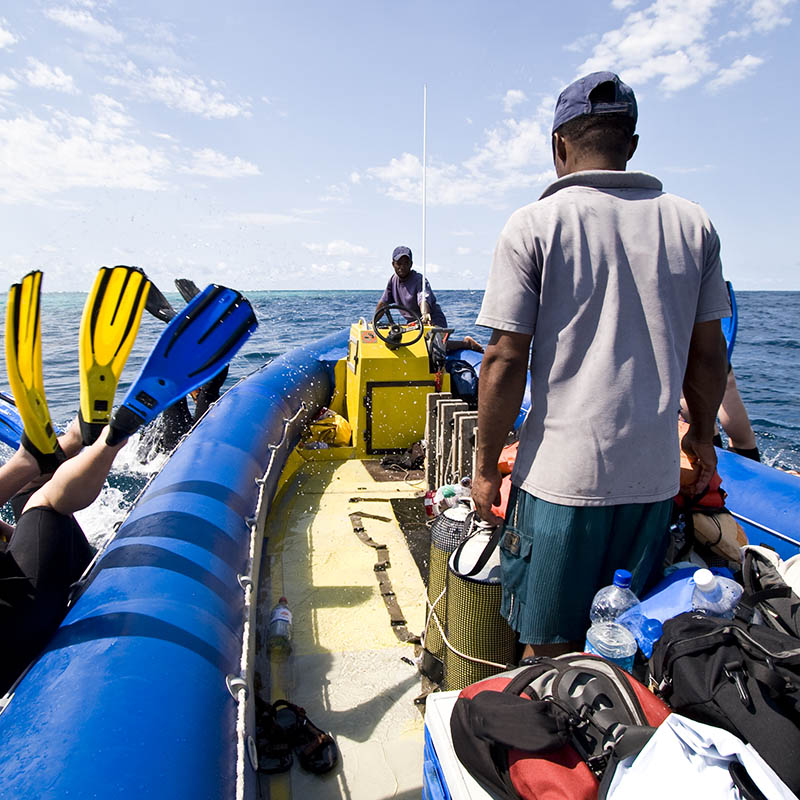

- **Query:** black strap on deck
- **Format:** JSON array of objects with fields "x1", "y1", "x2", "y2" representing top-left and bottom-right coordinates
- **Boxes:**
[{"x1": 349, "y1": 512, "x2": 420, "y2": 644}]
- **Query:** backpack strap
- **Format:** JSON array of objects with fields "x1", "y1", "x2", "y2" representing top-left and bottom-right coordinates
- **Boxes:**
[
  {"x1": 461, "y1": 690, "x2": 572, "y2": 752},
  {"x1": 729, "y1": 762, "x2": 770, "y2": 800},
  {"x1": 597, "y1": 726, "x2": 659, "y2": 800},
  {"x1": 736, "y1": 586, "x2": 796, "y2": 627}
]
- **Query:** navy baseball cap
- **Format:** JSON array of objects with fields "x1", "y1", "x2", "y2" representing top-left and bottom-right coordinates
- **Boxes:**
[
  {"x1": 552, "y1": 72, "x2": 637, "y2": 134},
  {"x1": 392, "y1": 245, "x2": 412, "y2": 262}
]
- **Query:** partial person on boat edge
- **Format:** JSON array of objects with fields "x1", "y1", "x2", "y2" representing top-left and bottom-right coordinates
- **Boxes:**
[{"x1": 471, "y1": 71, "x2": 730, "y2": 661}]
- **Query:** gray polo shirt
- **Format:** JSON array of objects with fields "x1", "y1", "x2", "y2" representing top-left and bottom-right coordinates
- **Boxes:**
[{"x1": 477, "y1": 170, "x2": 731, "y2": 506}]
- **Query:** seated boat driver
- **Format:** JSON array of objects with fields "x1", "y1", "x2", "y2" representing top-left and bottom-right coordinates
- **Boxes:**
[{"x1": 375, "y1": 245, "x2": 483, "y2": 352}]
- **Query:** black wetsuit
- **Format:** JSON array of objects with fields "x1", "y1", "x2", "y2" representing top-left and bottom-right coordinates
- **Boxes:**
[
  {"x1": 156, "y1": 366, "x2": 230, "y2": 453},
  {"x1": 0, "y1": 503, "x2": 92, "y2": 694}
]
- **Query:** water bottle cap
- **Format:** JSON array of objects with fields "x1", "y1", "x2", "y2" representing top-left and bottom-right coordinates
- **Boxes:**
[
  {"x1": 278, "y1": 596, "x2": 288, "y2": 604},
  {"x1": 613, "y1": 569, "x2": 632, "y2": 589},
  {"x1": 642, "y1": 618, "x2": 663, "y2": 639},
  {"x1": 693, "y1": 569, "x2": 716, "y2": 592}
]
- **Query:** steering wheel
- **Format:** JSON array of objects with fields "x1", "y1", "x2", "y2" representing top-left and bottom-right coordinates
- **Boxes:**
[{"x1": 372, "y1": 304, "x2": 424, "y2": 350}]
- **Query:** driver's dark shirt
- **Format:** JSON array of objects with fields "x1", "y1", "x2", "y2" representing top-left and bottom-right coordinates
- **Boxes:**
[{"x1": 379, "y1": 270, "x2": 448, "y2": 327}]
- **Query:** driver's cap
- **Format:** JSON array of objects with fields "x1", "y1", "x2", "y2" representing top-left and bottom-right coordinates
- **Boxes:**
[{"x1": 392, "y1": 245, "x2": 412, "y2": 262}]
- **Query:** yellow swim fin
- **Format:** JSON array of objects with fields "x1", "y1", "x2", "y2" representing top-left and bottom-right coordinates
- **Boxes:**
[
  {"x1": 5, "y1": 270, "x2": 64, "y2": 472},
  {"x1": 78, "y1": 266, "x2": 151, "y2": 445}
]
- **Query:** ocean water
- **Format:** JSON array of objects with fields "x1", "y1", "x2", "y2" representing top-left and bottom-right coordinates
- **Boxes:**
[{"x1": 1, "y1": 289, "x2": 798, "y2": 545}]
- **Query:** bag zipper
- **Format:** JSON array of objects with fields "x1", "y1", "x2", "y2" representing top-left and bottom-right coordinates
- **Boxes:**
[{"x1": 656, "y1": 619, "x2": 800, "y2": 693}]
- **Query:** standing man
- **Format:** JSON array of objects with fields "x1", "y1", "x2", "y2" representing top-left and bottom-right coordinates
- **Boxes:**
[
  {"x1": 472, "y1": 72, "x2": 730, "y2": 659},
  {"x1": 375, "y1": 245, "x2": 448, "y2": 328}
]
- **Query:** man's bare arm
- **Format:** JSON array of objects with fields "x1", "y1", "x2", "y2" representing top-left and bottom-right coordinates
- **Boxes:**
[
  {"x1": 472, "y1": 329, "x2": 532, "y2": 523},
  {"x1": 681, "y1": 319, "x2": 728, "y2": 494}
]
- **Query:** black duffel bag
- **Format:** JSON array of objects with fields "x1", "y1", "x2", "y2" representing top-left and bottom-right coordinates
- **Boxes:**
[{"x1": 651, "y1": 612, "x2": 800, "y2": 794}]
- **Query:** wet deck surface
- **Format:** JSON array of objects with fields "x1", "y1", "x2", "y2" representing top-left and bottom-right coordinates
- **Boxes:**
[{"x1": 258, "y1": 458, "x2": 429, "y2": 800}]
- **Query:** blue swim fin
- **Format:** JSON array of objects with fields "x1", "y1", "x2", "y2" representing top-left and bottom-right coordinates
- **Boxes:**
[
  {"x1": 0, "y1": 390, "x2": 23, "y2": 449},
  {"x1": 107, "y1": 285, "x2": 257, "y2": 444},
  {"x1": 720, "y1": 280, "x2": 737, "y2": 364}
]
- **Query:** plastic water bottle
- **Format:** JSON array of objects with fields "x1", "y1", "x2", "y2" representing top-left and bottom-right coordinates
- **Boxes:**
[
  {"x1": 691, "y1": 569, "x2": 743, "y2": 619},
  {"x1": 267, "y1": 597, "x2": 293, "y2": 655},
  {"x1": 589, "y1": 569, "x2": 641, "y2": 624},
  {"x1": 619, "y1": 616, "x2": 663, "y2": 659},
  {"x1": 433, "y1": 478, "x2": 472, "y2": 513},
  {"x1": 584, "y1": 622, "x2": 637, "y2": 673}
]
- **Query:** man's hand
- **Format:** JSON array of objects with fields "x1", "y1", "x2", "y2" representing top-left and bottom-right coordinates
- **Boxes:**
[
  {"x1": 680, "y1": 427, "x2": 717, "y2": 496},
  {"x1": 472, "y1": 466, "x2": 504, "y2": 526},
  {"x1": 681, "y1": 319, "x2": 727, "y2": 497},
  {"x1": 472, "y1": 328, "x2": 531, "y2": 526}
]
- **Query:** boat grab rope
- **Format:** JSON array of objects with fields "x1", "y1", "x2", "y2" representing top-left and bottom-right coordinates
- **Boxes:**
[
  {"x1": 348, "y1": 512, "x2": 420, "y2": 645},
  {"x1": 234, "y1": 399, "x2": 309, "y2": 799},
  {"x1": 423, "y1": 587, "x2": 509, "y2": 671}
]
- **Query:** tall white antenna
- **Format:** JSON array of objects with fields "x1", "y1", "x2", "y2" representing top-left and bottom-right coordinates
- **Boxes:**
[{"x1": 421, "y1": 83, "x2": 428, "y2": 321}]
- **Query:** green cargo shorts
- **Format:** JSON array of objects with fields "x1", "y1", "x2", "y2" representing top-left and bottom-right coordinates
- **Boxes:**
[{"x1": 499, "y1": 486, "x2": 672, "y2": 645}]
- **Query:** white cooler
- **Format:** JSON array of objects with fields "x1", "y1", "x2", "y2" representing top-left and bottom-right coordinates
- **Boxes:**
[{"x1": 423, "y1": 691, "x2": 501, "y2": 800}]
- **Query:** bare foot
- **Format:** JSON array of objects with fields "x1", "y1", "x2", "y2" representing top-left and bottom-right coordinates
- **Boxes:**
[{"x1": 463, "y1": 336, "x2": 484, "y2": 353}]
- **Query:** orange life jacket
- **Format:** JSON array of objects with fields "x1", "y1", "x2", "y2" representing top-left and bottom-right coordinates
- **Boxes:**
[{"x1": 675, "y1": 418, "x2": 726, "y2": 509}]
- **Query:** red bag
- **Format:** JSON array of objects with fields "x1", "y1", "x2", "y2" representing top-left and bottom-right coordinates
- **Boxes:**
[{"x1": 450, "y1": 654, "x2": 671, "y2": 800}]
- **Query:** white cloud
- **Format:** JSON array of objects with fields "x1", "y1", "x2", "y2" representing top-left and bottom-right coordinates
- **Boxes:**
[
  {"x1": 319, "y1": 182, "x2": 351, "y2": 203},
  {"x1": 748, "y1": 0, "x2": 793, "y2": 31},
  {"x1": 456, "y1": 246, "x2": 472, "y2": 256},
  {"x1": 108, "y1": 63, "x2": 249, "y2": 119},
  {"x1": 122, "y1": 18, "x2": 182, "y2": 67},
  {"x1": 0, "y1": 95, "x2": 169, "y2": 204},
  {"x1": 565, "y1": 33, "x2": 600, "y2": 53},
  {"x1": 44, "y1": 7, "x2": 123, "y2": 44},
  {"x1": 0, "y1": 73, "x2": 17, "y2": 94},
  {"x1": 0, "y1": 19, "x2": 18, "y2": 49},
  {"x1": 503, "y1": 89, "x2": 527, "y2": 113},
  {"x1": 350, "y1": 171, "x2": 361, "y2": 184},
  {"x1": 228, "y1": 212, "x2": 307, "y2": 225},
  {"x1": 19, "y1": 58, "x2": 78, "y2": 94},
  {"x1": 612, "y1": 0, "x2": 638, "y2": 7},
  {"x1": 578, "y1": 0, "x2": 721, "y2": 93},
  {"x1": 368, "y1": 96, "x2": 556, "y2": 207},
  {"x1": 182, "y1": 148, "x2": 260, "y2": 178},
  {"x1": 466, "y1": 113, "x2": 553, "y2": 174},
  {"x1": 303, "y1": 240, "x2": 369, "y2": 257},
  {"x1": 708, "y1": 53, "x2": 764, "y2": 89},
  {"x1": 368, "y1": 148, "x2": 554, "y2": 206}
]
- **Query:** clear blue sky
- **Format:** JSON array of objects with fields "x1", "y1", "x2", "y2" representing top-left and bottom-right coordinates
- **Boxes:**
[{"x1": 0, "y1": 0, "x2": 797, "y2": 292}]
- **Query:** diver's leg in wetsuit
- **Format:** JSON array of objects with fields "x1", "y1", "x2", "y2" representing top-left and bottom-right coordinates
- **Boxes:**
[
  {"x1": 193, "y1": 365, "x2": 229, "y2": 419},
  {"x1": 0, "y1": 428, "x2": 118, "y2": 694}
]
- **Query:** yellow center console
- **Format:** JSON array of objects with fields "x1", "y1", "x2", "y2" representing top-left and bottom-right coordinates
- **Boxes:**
[{"x1": 345, "y1": 320, "x2": 450, "y2": 457}]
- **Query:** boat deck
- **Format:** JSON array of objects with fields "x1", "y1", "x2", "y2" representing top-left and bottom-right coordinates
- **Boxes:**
[{"x1": 258, "y1": 456, "x2": 429, "y2": 800}]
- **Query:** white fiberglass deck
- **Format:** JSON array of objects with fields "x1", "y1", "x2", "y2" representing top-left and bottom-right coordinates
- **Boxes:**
[{"x1": 259, "y1": 457, "x2": 428, "y2": 800}]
